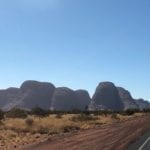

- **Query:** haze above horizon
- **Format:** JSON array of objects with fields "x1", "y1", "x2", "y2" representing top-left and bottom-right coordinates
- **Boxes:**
[{"x1": 0, "y1": 0, "x2": 149, "y2": 101}]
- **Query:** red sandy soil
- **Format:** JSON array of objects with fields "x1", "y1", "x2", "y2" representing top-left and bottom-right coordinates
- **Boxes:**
[{"x1": 23, "y1": 114, "x2": 150, "y2": 150}]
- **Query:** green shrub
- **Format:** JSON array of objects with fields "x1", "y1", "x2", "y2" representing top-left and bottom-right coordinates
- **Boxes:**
[
  {"x1": 124, "y1": 109, "x2": 140, "y2": 116},
  {"x1": 6, "y1": 108, "x2": 27, "y2": 118},
  {"x1": 0, "y1": 109, "x2": 4, "y2": 121},
  {"x1": 142, "y1": 109, "x2": 150, "y2": 113},
  {"x1": 31, "y1": 107, "x2": 49, "y2": 117}
]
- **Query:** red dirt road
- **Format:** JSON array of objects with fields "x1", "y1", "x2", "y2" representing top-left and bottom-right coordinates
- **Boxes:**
[{"x1": 24, "y1": 115, "x2": 150, "y2": 150}]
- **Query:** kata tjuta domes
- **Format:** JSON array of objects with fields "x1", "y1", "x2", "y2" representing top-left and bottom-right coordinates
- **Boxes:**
[{"x1": 0, "y1": 80, "x2": 149, "y2": 111}]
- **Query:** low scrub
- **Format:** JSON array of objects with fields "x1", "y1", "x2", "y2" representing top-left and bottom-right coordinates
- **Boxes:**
[
  {"x1": 6, "y1": 108, "x2": 27, "y2": 118},
  {"x1": 123, "y1": 109, "x2": 140, "y2": 116},
  {"x1": 142, "y1": 109, "x2": 150, "y2": 113},
  {"x1": 25, "y1": 117, "x2": 34, "y2": 126},
  {"x1": 62, "y1": 125, "x2": 80, "y2": 133},
  {"x1": 30, "y1": 107, "x2": 49, "y2": 117},
  {"x1": 55, "y1": 114, "x2": 63, "y2": 119},
  {"x1": 0, "y1": 109, "x2": 4, "y2": 121},
  {"x1": 111, "y1": 113, "x2": 120, "y2": 121},
  {"x1": 70, "y1": 114, "x2": 97, "y2": 122}
]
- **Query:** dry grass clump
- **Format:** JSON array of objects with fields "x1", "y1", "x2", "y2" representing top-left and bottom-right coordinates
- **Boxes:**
[
  {"x1": 25, "y1": 117, "x2": 34, "y2": 126},
  {"x1": 55, "y1": 113, "x2": 63, "y2": 119},
  {"x1": 70, "y1": 114, "x2": 98, "y2": 122}
]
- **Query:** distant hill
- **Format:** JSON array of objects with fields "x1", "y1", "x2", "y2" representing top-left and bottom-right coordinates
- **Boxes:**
[
  {"x1": 50, "y1": 87, "x2": 79, "y2": 111},
  {"x1": 1, "y1": 80, "x2": 55, "y2": 111},
  {"x1": 135, "y1": 99, "x2": 150, "y2": 110},
  {"x1": 92, "y1": 82, "x2": 124, "y2": 111},
  {"x1": 91, "y1": 82, "x2": 149, "y2": 111},
  {"x1": 0, "y1": 80, "x2": 149, "y2": 111},
  {"x1": 117, "y1": 87, "x2": 139, "y2": 110}
]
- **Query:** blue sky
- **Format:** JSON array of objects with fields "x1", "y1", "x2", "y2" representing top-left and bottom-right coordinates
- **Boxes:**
[{"x1": 0, "y1": 0, "x2": 149, "y2": 100}]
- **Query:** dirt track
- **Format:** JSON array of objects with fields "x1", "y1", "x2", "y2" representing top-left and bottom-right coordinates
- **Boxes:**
[{"x1": 24, "y1": 115, "x2": 150, "y2": 150}]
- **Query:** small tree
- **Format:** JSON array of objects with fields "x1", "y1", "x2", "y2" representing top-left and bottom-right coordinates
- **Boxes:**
[
  {"x1": 0, "y1": 109, "x2": 4, "y2": 121},
  {"x1": 31, "y1": 107, "x2": 49, "y2": 118},
  {"x1": 85, "y1": 105, "x2": 89, "y2": 111},
  {"x1": 124, "y1": 109, "x2": 140, "y2": 116},
  {"x1": 143, "y1": 108, "x2": 150, "y2": 113},
  {"x1": 6, "y1": 108, "x2": 27, "y2": 118}
]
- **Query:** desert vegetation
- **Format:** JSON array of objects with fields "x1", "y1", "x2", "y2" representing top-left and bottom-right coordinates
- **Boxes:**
[{"x1": 0, "y1": 108, "x2": 149, "y2": 149}]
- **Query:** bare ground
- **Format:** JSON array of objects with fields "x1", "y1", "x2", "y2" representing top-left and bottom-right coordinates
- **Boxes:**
[{"x1": 23, "y1": 114, "x2": 150, "y2": 150}]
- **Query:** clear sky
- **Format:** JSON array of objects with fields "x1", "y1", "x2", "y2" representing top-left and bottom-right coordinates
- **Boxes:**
[{"x1": 0, "y1": 0, "x2": 149, "y2": 101}]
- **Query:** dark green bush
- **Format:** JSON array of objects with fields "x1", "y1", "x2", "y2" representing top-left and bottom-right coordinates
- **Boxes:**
[
  {"x1": 124, "y1": 109, "x2": 140, "y2": 116},
  {"x1": 31, "y1": 107, "x2": 49, "y2": 117},
  {"x1": 6, "y1": 108, "x2": 27, "y2": 118},
  {"x1": 142, "y1": 109, "x2": 150, "y2": 113},
  {"x1": 0, "y1": 109, "x2": 4, "y2": 121}
]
